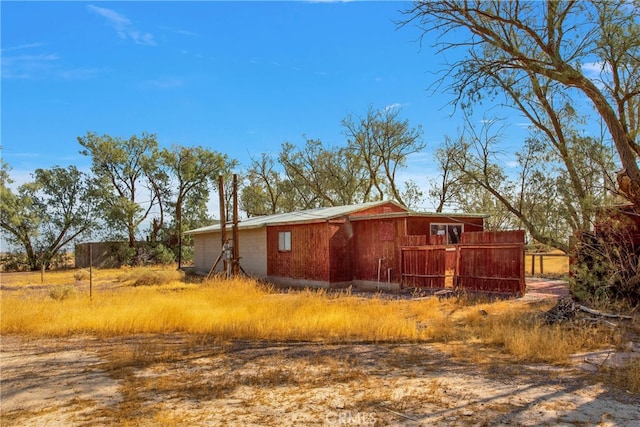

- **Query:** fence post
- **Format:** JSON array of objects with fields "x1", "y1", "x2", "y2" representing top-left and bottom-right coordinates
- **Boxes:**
[
  {"x1": 531, "y1": 254, "x2": 535, "y2": 275},
  {"x1": 89, "y1": 243, "x2": 93, "y2": 300}
]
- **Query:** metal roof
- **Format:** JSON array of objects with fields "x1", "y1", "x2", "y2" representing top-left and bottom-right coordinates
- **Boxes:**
[
  {"x1": 184, "y1": 200, "x2": 489, "y2": 235},
  {"x1": 184, "y1": 200, "x2": 405, "y2": 235}
]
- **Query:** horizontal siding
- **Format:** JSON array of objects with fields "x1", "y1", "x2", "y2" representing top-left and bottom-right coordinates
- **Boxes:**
[
  {"x1": 239, "y1": 228, "x2": 267, "y2": 277},
  {"x1": 193, "y1": 229, "x2": 267, "y2": 277},
  {"x1": 193, "y1": 232, "x2": 222, "y2": 274}
]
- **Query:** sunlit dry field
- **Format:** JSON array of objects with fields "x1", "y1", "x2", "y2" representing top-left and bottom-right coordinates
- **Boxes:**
[
  {"x1": 1, "y1": 267, "x2": 638, "y2": 426},
  {"x1": 524, "y1": 252, "x2": 570, "y2": 276}
]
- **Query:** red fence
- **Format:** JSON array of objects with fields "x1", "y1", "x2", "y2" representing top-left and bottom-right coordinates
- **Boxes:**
[{"x1": 401, "y1": 230, "x2": 525, "y2": 295}]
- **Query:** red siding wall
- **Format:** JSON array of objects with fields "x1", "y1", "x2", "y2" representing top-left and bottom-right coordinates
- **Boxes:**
[
  {"x1": 351, "y1": 218, "x2": 405, "y2": 283},
  {"x1": 265, "y1": 212, "x2": 485, "y2": 287},
  {"x1": 349, "y1": 202, "x2": 407, "y2": 217},
  {"x1": 267, "y1": 223, "x2": 331, "y2": 281},
  {"x1": 329, "y1": 221, "x2": 353, "y2": 283},
  {"x1": 402, "y1": 230, "x2": 525, "y2": 295}
]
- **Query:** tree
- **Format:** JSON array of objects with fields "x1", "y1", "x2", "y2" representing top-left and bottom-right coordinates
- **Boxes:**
[
  {"x1": 402, "y1": 0, "x2": 640, "y2": 204},
  {"x1": 428, "y1": 139, "x2": 466, "y2": 213},
  {"x1": 278, "y1": 138, "x2": 370, "y2": 208},
  {"x1": 242, "y1": 107, "x2": 426, "y2": 215},
  {"x1": 342, "y1": 106, "x2": 426, "y2": 206},
  {"x1": 241, "y1": 153, "x2": 290, "y2": 217},
  {"x1": 78, "y1": 132, "x2": 165, "y2": 248},
  {"x1": 433, "y1": 113, "x2": 614, "y2": 252},
  {"x1": 160, "y1": 145, "x2": 236, "y2": 266},
  {"x1": 0, "y1": 162, "x2": 98, "y2": 270}
]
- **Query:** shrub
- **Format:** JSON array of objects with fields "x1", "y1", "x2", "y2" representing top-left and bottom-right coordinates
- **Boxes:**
[
  {"x1": 120, "y1": 267, "x2": 184, "y2": 287},
  {"x1": 0, "y1": 251, "x2": 30, "y2": 272},
  {"x1": 74, "y1": 269, "x2": 90, "y2": 281},
  {"x1": 570, "y1": 213, "x2": 640, "y2": 308},
  {"x1": 49, "y1": 285, "x2": 77, "y2": 301},
  {"x1": 109, "y1": 243, "x2": 137, "y2": 267},
  {"x1": 152, "y1": 244, "x2": 176, "y2": 265}
]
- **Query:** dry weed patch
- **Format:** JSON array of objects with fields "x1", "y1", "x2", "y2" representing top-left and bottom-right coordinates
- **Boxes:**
[
  {"x1": 0, "y1": 269, "x2": 631, "y2": 367},
  {"x1": 602, "y1": 358, "x2": 640, "y2": 393}
]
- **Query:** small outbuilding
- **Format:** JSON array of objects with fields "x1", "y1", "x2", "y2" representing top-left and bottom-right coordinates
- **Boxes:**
[{"x1": 185, "y1": 200, "x2": 487, "y2": 290}]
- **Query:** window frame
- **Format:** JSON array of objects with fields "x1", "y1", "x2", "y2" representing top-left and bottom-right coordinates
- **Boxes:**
[
  {"x1": 430, "y1": 223, "x2": 463, "y2": 244},
  {"x1": 278, "y1": 231, "x2": 292, "y2": 252}
]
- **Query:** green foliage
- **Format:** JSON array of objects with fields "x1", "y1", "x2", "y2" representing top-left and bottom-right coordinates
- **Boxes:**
[
  {"x1": 78, "y1": 132, "x2": 165, "y2": 246},
  {"x1": 180, "y1": 245, "x2": 194, "y2": 265},
  {"x1": 1, "y1": 162, "x2": 98, "y2": 271},
  {"x1": 152, "y1": 244, "x2": 176, "y2": 265},
  {"x1": 0, "y1": 251, "x2": 30, "y2": 272},
  {"x1": 159, "y1": 144, "x2": 236, "y2": 264},
  {"x1": 108, "y1": 242, "x2": 137, "y2": 266},
  {"x1": 404, "y1": 0, "x2": 635, "y2": 248}
]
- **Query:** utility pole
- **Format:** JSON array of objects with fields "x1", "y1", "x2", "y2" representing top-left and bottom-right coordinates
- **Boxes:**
[
  {"x1": 218, "y1": 175, "x2": 227, "y2": 275},
  {"x1": 232, "y1": 174, "x2": 240, "y2": 276}
]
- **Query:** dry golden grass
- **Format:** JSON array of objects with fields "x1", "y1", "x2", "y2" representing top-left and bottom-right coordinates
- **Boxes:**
[
  {"x1": 0, "y1": 267, "x2": 629, "y2": 366},
  {"x1": 607, "y1": 358, "x2": 640, "y2": 393},
  {"x1": 525, "y1": 252, "x2": 570, "y2": 276},
  {"x1": 1, "y1": 275, "x2": 419, "y2": 341},
  {"x1": 3, "y1": 267, "x2": 638, "y2": 427},
  {"x1": 0, "y1": 267, "x2": 123, "y2": 287}
]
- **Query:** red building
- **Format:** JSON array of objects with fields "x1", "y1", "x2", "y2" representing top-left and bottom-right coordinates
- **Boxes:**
[{"x1": 185, "y1": 201, "x2": 486, "y2": 290}]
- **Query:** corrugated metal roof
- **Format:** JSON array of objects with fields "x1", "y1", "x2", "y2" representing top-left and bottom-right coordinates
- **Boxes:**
[
  {"x1": 184, "y1": 200, "x2": 405, "y2": 235},
  {"x1": 184, "y1": 200, "x2": 488, "y2": 235}
]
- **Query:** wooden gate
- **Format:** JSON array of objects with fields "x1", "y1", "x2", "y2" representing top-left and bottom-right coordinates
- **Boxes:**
[{"x1": 401, "y1": 231, "x2": 525, "y2": 295}]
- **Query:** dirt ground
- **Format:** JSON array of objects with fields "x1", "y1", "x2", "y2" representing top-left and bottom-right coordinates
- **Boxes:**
[{"x1": 1, "y1": 279, "x2": 639, "y2": 426}]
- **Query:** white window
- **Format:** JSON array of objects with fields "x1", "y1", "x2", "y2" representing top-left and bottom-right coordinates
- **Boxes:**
[
  {"x1": 278, "y1": 231, "x2": 291, "y2": 251},
  {"x1": 430, "y1": 224, "x2": 463, "y2": 244}
]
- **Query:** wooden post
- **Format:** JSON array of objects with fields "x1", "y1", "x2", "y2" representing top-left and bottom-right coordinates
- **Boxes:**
[
  {"x1": 89, "y1": 243, "x2": 93, "y2": 300},
  {"x1": 530, "y1": 254, "x2": 535, "y2": 275},
  {"x1": 218, "y1": 175, "x2": 227, "y2": 275},
  {"x1": 232, "y1": 174, "x2": 240, "y2": 276}
]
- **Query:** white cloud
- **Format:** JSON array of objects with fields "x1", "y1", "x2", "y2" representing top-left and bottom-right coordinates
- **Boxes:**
[
  {"x1": 1, "y1": 43, "x2": 47, "y2": 54},
  {"x1": 157, "y1": 25, "x2": 199, "y2": 37},
  {"x1": 87, "y1": 5, "x2": 156, "y2": 46},
  {"x1": 582, "y1": 61, "x2": 610, "y2": 76},
  {"x1": 384, "y1": 103, "x2": 403, "y2": 112},
  {"x1": 1, "y1": 53, "x2": 60, "y2": 79}
]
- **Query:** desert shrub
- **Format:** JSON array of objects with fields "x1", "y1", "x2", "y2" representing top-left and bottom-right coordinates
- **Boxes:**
[
  {"x1": 570, "y1": 213, "x2": 640, "y2": 308},
  {"x1": 180, "y1": 245, "x2": 194, "y2": 265},
  {"x1": 0, "y1": 251, "x2": 30, "y2": 272},
  {"x1": 121, "y1": 267, "x2": 184, "y2": 287},
  {"x1": 49, "y1": 285, "x2": 77, "y2": 301},
  {"x1": 74, "y1": 269, "x2": 90, "y2": 281},
  {"x1": 152, "y1": 244, "x2": 176, "y2": 265},
  {"x1": 109, "y1": 243, "x2": 137, "y2": 267}
]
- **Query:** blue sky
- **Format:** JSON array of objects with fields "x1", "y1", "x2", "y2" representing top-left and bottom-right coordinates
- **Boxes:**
[{"x1": 1, "y1": 1, "x2": 528, "y2": 211}]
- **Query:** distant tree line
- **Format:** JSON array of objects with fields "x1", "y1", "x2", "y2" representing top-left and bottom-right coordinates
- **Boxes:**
[
  {"x1": 1, "y1": 135, "x2": 236, "y2": 271},
  {"x1": 0, "y1": 106, "x2": 428, "y2": 271}
]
